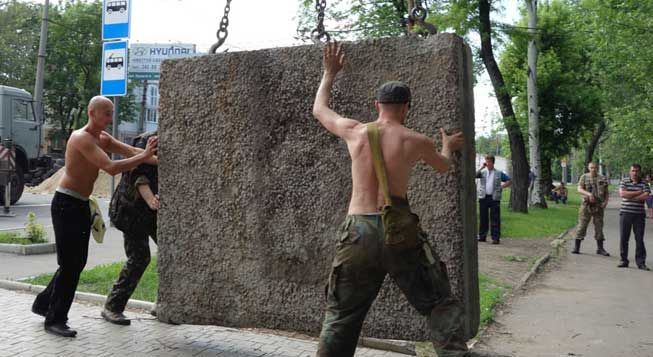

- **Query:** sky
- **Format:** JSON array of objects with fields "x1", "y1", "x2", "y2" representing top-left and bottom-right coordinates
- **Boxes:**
[{"x1": 27, "y1": 0, "x2": 521, "y2": 137}]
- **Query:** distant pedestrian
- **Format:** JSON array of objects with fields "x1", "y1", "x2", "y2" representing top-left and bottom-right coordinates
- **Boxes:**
[
  {"x1": 476, "y1": 155, "x2": 511, "y2": 244},
  {"x1": 618, "y1": 164, "x2": 651, "y2": 270},
  {"x1": 572, "y1": 162, "x2": 610, "y2": 255},
  {"x1": 551, "y1": 182, "x2": 568, "y2": 204},
  {"x1": 102, "y1": 130, "x2": 159, "y2": 325}
]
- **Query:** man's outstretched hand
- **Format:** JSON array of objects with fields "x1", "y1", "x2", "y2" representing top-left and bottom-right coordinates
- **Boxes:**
[
  {"x1": 441, "y1": 128, "x2": 464, "y2": 152},
  {"x1": 323, "y1": 41, "x2": 345, "y2": 76}
]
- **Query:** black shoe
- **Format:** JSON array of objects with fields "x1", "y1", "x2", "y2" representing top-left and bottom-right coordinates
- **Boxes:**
[
  {"x1": 44, "y1": 323, "x2": 77, "y2": 337},
  {"x1": 101, "y1": 309, "x2": 131, "y2": 325},
  {"x1": 491, "y1": 239, "x2": 500, "y2": 245},
  {"x1": 596, "y1": 241, "x2": 610, "y2": 256},
  {"x1": 571, "y1": 239, "x2": 581, "y2": 254},
  {"x1": 478, "y1": 237, "x2": 487, "y2": 242},
  {"x1": 637, "y1": 265, "x2": 650, "y2": 271},
  {"x1": 31, "y1": 304, "x2": 48, "y2": 317},
  {"x1": 617, "y1": 261, "x2": 629, "y2": 268}
]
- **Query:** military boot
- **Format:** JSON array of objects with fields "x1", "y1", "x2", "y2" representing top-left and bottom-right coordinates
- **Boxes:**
[
  {"x1": 596, "y1": 240, "x2": 610, "y2": 256},
  {"x1": 571, "y1": 239, "x2": 581, "y2": 254}
]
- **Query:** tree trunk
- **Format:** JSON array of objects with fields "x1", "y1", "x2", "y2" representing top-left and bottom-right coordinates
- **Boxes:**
[
  {"x1": 584, "y1": 119, "x2": 606, "y2": 172},
  {"x1": 526, "y1": 0, "x2": 546, "y2": 208},
  {"x1": 479, "y1": 0, "x2": 530, "y2": 212},
  {"x1": 541, "y1": 155, "x2": 553, "y2": 202}
]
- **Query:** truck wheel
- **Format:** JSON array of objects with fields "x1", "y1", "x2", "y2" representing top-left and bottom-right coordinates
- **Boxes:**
[{"x1": 0, "y1": 166, "x2": 25, "y2": 205}]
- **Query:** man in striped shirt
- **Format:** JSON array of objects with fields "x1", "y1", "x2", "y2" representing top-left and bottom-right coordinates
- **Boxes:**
[{"x1": 618, "y1": 164, "x2": 651, "y2": 270}]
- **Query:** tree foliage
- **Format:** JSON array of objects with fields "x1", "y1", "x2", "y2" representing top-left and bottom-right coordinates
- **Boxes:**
[
  {"x1": 0, "y1": 0, "x2": 41, "y2": 91},
  {"x1": 1, "y1": 0, "x2": 136, "y2": 143}
]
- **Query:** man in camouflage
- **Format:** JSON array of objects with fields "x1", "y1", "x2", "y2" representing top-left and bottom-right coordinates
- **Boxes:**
[
  {"x1": 101, "y1": 131, "x2": 159, "y2": 325},
  {"x1": 573, "y1": 162, "x2": 610, "y2": 256},
  {"x1": 312, "y1": 43, "x2": 501, "y2": 357}
]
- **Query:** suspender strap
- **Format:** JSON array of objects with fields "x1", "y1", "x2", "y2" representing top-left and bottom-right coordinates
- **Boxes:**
[{"x1": 366, "y1": 123, "x2": 392, "y2": 207}]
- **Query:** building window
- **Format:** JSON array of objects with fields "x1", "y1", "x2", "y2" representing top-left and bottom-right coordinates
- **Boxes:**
[
  {"x1": 148, "y1": 85, "x2": 159, "y2": 107},
  {"x1": 145, "y1": 109, "x2": 158, "y2": 123}
]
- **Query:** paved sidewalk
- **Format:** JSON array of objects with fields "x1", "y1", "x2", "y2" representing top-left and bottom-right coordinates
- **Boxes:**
[
  {"x1": 475, "y1": 206, "x2": 653, "y2": 357},
  {"x1": 0, "y1": 289, "x2": 404, "y2": 357}
]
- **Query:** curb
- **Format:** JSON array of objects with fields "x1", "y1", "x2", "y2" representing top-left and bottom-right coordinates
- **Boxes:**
[
  {"x1": 0, "y1": 279, "x2": 154, "y2": 311},
  {"x1": 513, "y1": 228, "x2": 572, "y2": 292},
  {"x1": 0, "y1": 242, "x2": 56, "y2": 255}
]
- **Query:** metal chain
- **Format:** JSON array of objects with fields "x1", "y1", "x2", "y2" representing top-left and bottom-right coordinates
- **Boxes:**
[
  {"x1": 209, "y1": 0, "x2": 232, "y2": 54},
  {"x1": 409, "y1": 0, "x2": 437, "y2": 35},
  {"x1": 311, "y1": 0, "x2": 330, "y2": 43}
]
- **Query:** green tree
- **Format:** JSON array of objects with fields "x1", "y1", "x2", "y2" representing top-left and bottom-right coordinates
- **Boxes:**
[
  {"x1": 578, "y1": 0, "x2": 653, "y2": 170},
  {"x1": 0, "y1": 0, "x2": 41, "y2": 91},
  {"x1": 44, "y1": 0, "x2": 102, "y2": 140},
  {"x1": 499, "y1": 1, "x2": 604, "y2": 193}
]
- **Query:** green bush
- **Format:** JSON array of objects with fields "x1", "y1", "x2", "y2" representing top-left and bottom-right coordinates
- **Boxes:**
[{"x1": 24, "y1": 212, "x2": 47, "y2": 243}]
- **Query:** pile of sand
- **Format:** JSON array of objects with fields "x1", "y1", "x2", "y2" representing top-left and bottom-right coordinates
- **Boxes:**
[{"x1": 26, "y1": 167, "x2": 121, "y2": 198}]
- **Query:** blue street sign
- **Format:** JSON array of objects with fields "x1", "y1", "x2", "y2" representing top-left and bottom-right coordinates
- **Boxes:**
[
  {"x1": 102, "y1": 0, "x2": 131, "y2": 41},
  {"x1": 101, "y1": 41, "x2": 128, "y2": 96}
]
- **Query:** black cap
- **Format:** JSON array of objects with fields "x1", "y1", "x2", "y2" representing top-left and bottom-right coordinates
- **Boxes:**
[{"x1": 376, "y1": 81, "x2": 411, "y2": 104}]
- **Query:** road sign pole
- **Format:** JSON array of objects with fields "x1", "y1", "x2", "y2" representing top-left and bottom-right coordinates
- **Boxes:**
[{"x1": 110, "y1": 96, "x2": 119, "y2": 197}]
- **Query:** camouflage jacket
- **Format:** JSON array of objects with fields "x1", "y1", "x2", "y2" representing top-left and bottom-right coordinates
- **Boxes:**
[
  {"x1": 109, "y1": 131, "x2": 158, "y2": 235},
  {"x1": 578, "y1": 173, "x2": 608, "y2": 205}
]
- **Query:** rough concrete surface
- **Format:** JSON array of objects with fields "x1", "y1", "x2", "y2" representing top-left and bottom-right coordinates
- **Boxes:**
[{"x1": 157, "y1": 34, "x2": 478, "y2": 341}]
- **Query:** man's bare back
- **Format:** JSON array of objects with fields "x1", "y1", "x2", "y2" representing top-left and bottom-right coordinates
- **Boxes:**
[
  {"x1": 59, "y1": 96, "x2": 158, "y2": 198},
  {"x1": 313, "y1": 43, "x2": 464, "y2": 214}
]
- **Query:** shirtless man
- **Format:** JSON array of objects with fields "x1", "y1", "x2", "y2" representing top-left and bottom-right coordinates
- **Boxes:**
[
  {"x1": 32, "y1": 96, "x2": 157, "y2": 337},
  {"x1": 313, "y1": 43, "x2": 472, "y2": 357}
]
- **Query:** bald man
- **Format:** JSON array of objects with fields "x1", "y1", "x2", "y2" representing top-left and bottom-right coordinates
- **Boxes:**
[{"x1": 31, "y1": 96, "x2": 158, "y2": 337}]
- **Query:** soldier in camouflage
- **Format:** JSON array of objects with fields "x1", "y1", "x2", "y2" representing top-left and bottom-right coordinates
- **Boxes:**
[
  {"x1": 573, "y1": 162, "x2": 610, "y2": 256},
  {"x1": 101, "y1": 131, "x2": 159, "y2": 325}
]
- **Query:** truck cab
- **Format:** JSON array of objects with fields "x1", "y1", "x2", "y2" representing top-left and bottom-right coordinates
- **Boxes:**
[{"x1": 0, "y1": 85, "x2": 44, "y2": 204}]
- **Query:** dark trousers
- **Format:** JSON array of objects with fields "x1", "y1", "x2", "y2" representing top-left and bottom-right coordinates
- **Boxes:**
[
  {"x1": 105, "y1": 226, "x2": 157, "y2": 313},
  {"x1": 479, "y1": 195, "x2": 501, "y2": 241},
  {"x1": 619, "y1": 212, "x2": 647, "y2": 266},
  {"x1": 33, "y1": 192, "x2": 91, "y2": 325}
]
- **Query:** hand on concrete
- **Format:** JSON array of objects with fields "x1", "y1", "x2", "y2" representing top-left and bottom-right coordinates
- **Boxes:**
[
  {"x1": 144, "y1": 136, "x2": 158, "y2": 157},
  {"x1": 147, "y1": 194, "x2": 160, "y2": 211},
  {"x1": 441, "y1": 128, "x2": 464, "y2": 152},
  {"x1": 323, "y1": 42, "x2": 345, "y2": 76}
]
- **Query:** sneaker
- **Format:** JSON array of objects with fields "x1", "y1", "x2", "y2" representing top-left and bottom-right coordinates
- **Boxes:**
[
  {"x1": 478, "y1": 237, "x2": 487, "y2": 242},
  {"x1": 637, "y1": 265, "x2": 650, "y2": 271},
  {"x1": 101, "y1": 309, "x2": 131, "y2": 325},
  {"x1": 617, "y1": 261, "x2": 629, "y2": 268},
  {"x1": 491, "y1": 239, "x2": 500, "y2": 245}
]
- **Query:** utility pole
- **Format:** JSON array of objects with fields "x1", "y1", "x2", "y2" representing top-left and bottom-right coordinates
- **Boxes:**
[
  {"x1": 527, "y1": 0, "x2": 545, "y2": 208},
  {"x1": 138, "y1": 80, "x2": 148, "y2": 134},
  {"x1": 33, "y1": 0, "x2": 49, "y2": 124}
]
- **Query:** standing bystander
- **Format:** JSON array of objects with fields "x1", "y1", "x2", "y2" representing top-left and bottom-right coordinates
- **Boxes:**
[
  {"x1": 618, "y1": 164, "x2": 651, "y2": 270},
  {"x1": 476, "y1": 155, "x2": 511, "y2": 244},
  {"x1": 572, "y1": 162, "x2": 610, "y2": 255}
]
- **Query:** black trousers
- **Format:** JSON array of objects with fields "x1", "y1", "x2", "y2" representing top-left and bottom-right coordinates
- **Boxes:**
[
  {"x1": 33, "y1": 192, "x2": 91, "y2": 325},
  {"x1": 619, "y1": 212, "x2": 647, "y2": 266},
  {"x1": 479, "y1": 195, "x2": 501, "y2": 241}
]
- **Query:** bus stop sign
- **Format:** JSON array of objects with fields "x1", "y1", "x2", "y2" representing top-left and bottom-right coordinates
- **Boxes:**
[
  {"x1": 102, "y1": 0, "x2": 131, "y2": 41},
  {"x1": 101, "y1": 41, "x2": 128, "y2": 96}
]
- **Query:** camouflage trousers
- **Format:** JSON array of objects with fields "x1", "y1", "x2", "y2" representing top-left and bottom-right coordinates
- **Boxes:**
[
  {"x1": 105, "y1": 226, "x2": 157, "y2": 313},
  {"x1": 316, "y1": 214, "x2": 467, "y2": 357},
  {"x1": 575, "y1": 203, "x2": 605, "y2": 241}
]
